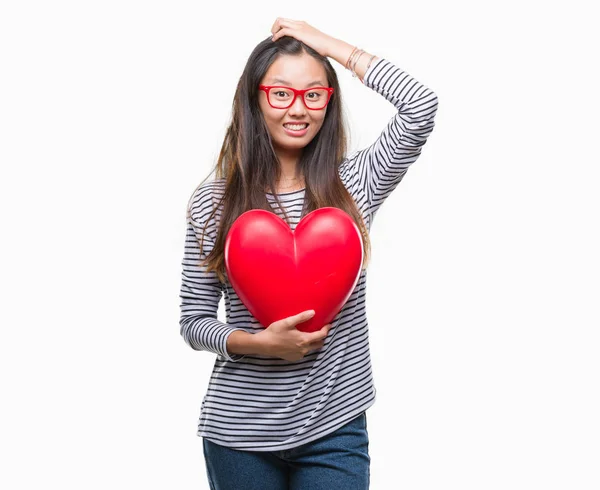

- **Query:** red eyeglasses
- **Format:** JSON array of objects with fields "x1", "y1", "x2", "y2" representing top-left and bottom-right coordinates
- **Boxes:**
[{"x1": 259, "y1": 85, "x2": 334, "y2": 110}]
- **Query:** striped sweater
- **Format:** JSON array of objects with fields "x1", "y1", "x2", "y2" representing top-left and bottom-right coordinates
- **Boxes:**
[{"x1": 179, "y1": 57, "x2": 438, "y2": 451}]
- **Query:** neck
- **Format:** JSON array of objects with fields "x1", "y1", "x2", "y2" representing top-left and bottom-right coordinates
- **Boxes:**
[{"x1": 274, "y1": 147, "x2": 302, "y2": 180}]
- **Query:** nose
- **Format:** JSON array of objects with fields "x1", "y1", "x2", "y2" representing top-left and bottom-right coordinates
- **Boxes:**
[{"x1": 288, "y1": 93, "x2": 308, "y2": 115}]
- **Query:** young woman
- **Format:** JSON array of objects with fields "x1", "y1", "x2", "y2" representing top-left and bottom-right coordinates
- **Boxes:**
[{"x1": 179, "y1": 18, "x2": 438, "y2": 490}]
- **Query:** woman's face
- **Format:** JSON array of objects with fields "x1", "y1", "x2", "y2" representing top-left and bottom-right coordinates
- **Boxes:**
[{"x1": 258, "y1": 53, "x2": 329, "y2": 155}]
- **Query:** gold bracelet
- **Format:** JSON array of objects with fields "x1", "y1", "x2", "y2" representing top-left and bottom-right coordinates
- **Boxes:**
[
  {"x1": 351, "y1": 50, "x2": 365, "y2": 78},
  {"x1": 345, "y1": 46, "x2": 359, "y2": 70},
  {"x1": 365, "y1": 54, "x2": 376, "y2": 71},
  {"x1": 359, "y1": 54, "x2": 377, "y2": 83},
  {"x1": 347, "y1": 49, "x2": 361, "y2": 72}
]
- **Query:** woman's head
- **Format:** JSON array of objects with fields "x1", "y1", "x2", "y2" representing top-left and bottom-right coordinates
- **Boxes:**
[
  {"x1": 237, "y1": 36, "x2": 344, "y2": 176},
  {"x1": 191, "y1": 36, "x2": 371, "y2": 283},
  {"x1": 258, "y1": 51, "x2": 332, "y2": 159}
]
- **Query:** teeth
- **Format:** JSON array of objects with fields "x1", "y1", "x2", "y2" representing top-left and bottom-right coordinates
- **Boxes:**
[{"x1": 284, "y1": 123, "x2": 308, "y2": 130}]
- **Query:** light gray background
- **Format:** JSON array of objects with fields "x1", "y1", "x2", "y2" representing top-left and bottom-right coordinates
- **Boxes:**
[{"x1": 1, "y1": 1, "x2": 598, "y2": 488}]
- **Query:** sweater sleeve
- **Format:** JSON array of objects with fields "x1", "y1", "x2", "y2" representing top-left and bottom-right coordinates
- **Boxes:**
[
  {"x1": 179, "y1": 208, "x2": 247, "y2": 362},
  {"x1": 350, "y1": 57, "x2": 438, "y2": 221}
]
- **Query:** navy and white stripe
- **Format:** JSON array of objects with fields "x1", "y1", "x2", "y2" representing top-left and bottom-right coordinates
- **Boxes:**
[{"x1": 179, "y1": 57, "x2": 438, "y2": 451}]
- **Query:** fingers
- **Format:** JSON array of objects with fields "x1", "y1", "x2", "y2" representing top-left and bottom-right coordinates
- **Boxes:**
[
  {"x1": 306, "y1": 323, "x2": 331, "y2": 342},
  {"x1": 271, "y1": 18, "x2": 304, "y2": 41},
  {"x1": 272, "y1": 17, "x2": 300, "y2": 31},
  {"x1": 286, "y1": 310, "x2": 315, "y2": 327},
  {"x1": 271, "y1": 18, "x2": 288, "y2": 35},
  {"x1": 307, "y1": 324, "x2": 331, "y2": 351}
]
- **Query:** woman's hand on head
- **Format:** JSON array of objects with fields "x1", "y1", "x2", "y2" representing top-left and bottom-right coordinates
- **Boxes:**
[{"x1": 270, "y1": 18, "x2": 335, "y2": 58}]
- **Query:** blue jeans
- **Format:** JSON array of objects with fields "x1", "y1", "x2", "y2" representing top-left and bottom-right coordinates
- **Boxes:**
[{"x1": 202, "y1": 411, "x2": 370, "y2": 489}]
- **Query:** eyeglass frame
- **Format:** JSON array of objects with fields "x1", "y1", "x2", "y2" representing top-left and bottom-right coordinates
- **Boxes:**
[{"x1": 258, "y1": 85, "x2": 334, "y2": 110}]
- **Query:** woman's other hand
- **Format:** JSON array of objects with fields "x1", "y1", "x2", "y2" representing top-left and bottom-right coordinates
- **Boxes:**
[{"x1": 255, "y1": 310, "x2": 332, "y2": 361}]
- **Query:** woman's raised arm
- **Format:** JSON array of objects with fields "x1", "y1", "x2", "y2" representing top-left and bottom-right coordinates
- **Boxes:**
[{"x1": 270, "y1": 19, "x2": 439, "y2": 220}]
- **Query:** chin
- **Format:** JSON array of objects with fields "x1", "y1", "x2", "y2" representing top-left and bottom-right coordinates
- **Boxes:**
[{"x1": 287, "y1": 141, "x2": 312, "y2": 151}]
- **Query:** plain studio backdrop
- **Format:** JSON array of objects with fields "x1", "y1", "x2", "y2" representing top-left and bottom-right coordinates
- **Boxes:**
[{"x1": 1, "y1": 1, "x2": 598, "y2": 489}]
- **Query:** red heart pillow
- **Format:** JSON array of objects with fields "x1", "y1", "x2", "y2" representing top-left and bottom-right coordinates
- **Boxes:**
[{"x1": 224, "y1": 207, "x2": 363, "y2": 333}]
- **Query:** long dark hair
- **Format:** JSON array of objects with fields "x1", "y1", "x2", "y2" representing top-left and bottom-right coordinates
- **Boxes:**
[{"x1": 188, "y1": 35, "x2": 372, "y2": 283}]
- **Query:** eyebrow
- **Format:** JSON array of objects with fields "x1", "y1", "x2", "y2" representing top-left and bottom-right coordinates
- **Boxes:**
[{"x1": 268, "y1": 78, "x2": 326, "y2": 87}]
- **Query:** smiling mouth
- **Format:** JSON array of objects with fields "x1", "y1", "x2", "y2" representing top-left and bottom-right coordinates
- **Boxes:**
[{"x1": 283, "y1": 123, "x2": 310, "y2": 130}]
